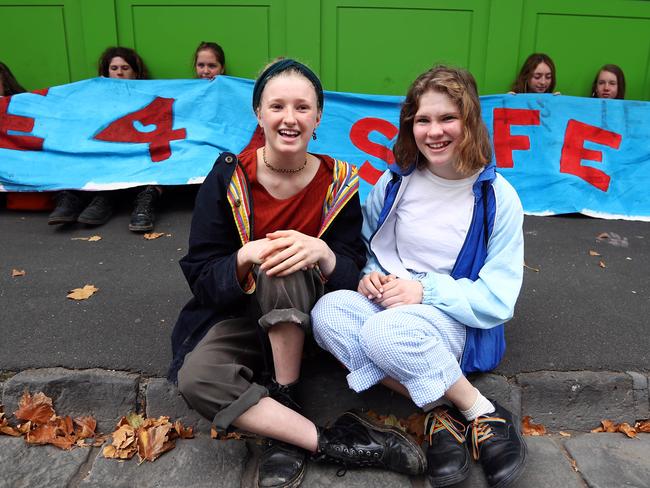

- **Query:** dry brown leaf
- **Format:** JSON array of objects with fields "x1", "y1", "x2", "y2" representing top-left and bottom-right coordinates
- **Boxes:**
[
  {"x1": 597, "y1": 232, "x2": 609, "y2": 239},
  {"x1": 173, "y1": 420, "x2": 194, "y2": 439},
  {"x1": 103, "y1": 424, "x2": 137, "y2": 459},
  {"x1": 137, "y1": 423, "x2": 175, "y2": 463},
  {"x1": 143, "y1": 232, "x2": 165, "y2": 240},
  {"x1": 211, "y1": 427, "x2": 243, "y2": 441},
  {"x1": 559, "y1": 431, "x2": 571, "y2": 437},
  {"x1": 521, "y1": 416, "x2": 546, "y2": 436},
  {"x1": 634, "y1": 420, "x2": 650, "y2": 433},
  {"x1": 618, "y1": 422, "x2": 637, "y2": 438},
  {"x1": 74, "y1": 416, "x2": 97, "y2": 439},
  {"x1": 14, "y1": 392, "x2": 55, "y2": 424},
  {"x1": 588, "y1": 250, "x2": 601, "y2": 256},
  {"x1": 570, "y1": 459, "x2": 579, "y2": 472},
  {"x1": 404, "y1": 412, "x2": 426, "y2": 446},
  {"x1": 17, "y1": 421, "x2": 32, "y2": 434},
  {"x1": 0, "y1": 410, "x2": 22, "y2": 437},
  {"x1": 598, "y1": 260, "x2": 606, "y2": 269},
  {"x1": 523, "y1": 261, "x2": 540, "y2": 272},
  {"x1": 67, "y1": 284, "x2": 98, "y2": 300},
  {"x1": 0, "y1": 424, "x2": 22, "y2": 436},
  {"x1": 591, "y1": 419, "x2": 617, "y2": 433},
  {"x1": 26, "y1": 423, "x2": 58, "y2": 445},
  {"x1": 141, "y1": 416, "x2": 170, "y2": 429},
  {"x1": 11, "y1": 269, "x2": 26, "y2": 277},
  {"x1": 71, "y1": 235, "x2": 102, "y2": 242}
]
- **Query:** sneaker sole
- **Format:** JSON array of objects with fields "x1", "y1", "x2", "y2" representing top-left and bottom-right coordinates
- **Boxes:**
[
  {"x1": 77, "y1": 215, "x2": 112, "y2": 225},
  {"x1": 128, "y1": 223, "x2": 154, "y2": 232},
  {"x1": 48, "y1": 217, "x2": 78, "y2": 225},
  {"x1": 342, "y1": 411, "x2": 427, "y2": 476}
]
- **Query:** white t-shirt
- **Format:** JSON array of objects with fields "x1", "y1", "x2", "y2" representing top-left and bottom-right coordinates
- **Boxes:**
[{"x1": 395, "y1": 167, "x2": 479, "y2": 275}]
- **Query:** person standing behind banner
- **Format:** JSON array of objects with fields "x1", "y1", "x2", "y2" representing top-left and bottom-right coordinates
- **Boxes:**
[
  {"x1": 48, "y1": 46, "x2": 162, "y2": 232},
  {"x1": 312, "y1": 65, "x2": 526, "y2": 488},
  {"x1": 193, "y1": 41, "x2": 225, "y2": 79},
  {"x1": 170, "y1": 58, "x2": 426, "y2": 488},
  {"x1": 509, "y1": 53, "x2": 560, "y2": 95},
  {"x1": 591, "y1": 64, "x2": 625, "y2": 99},
  {"x1": 0, "y1": 61, "x2": 26, "y2": 97}
]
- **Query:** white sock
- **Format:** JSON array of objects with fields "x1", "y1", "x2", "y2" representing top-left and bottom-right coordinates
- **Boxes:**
[{"x1": 460, "y1": 390, "x2": 495, "y2": 421}]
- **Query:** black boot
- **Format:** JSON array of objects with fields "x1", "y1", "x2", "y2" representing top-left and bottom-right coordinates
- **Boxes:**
[
  {"x1": 314, "y1": 410, "x2": 426, "y2": 476},
  {"x1": 129, "y1": 186, "x2": 159, "y2": 232},
  {"x1": 77, "y1": 194, "x2": 114, "y2": 225},
  {"x1": 48, "y1": 191, "x2": 86, "y2": 225},
  {"x1": 425, "y1": 406, "x2": 470, "y2": 487},
  {"x1": 257, "y1": 380, "x2": 306, "y2": 488},
  {"x1": 469, "y1": 402, "x2": 527, "y2": 488},
  {"x1": 257, "y1": 440, "x2": 306, "y2": 488}
]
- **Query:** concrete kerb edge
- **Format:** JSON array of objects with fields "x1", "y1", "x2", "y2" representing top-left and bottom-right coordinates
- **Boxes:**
[
  {"x1": 1, "y1": 367, "x2": 649, "y2": 434},
  {"x1": 515, "y1": 370, "x2": 650, "y2": 431}
]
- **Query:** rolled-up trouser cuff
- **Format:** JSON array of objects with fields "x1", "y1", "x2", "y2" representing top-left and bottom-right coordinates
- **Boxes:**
[
  {"x1": 402, "y1": 364, "x2": 463, "y2": 408},
  {"x1": 255, "y1": 266, "x2": 324, "y2": 333},
  {"x1": 212, "y1": 383, "x2": 268, "y2": 433},
  {"x1": 258, "y1": 309, "x2": 311, "y2": 332},
  {"x1": 346, "y1": 362, "x2": 386, "y2": 392}
]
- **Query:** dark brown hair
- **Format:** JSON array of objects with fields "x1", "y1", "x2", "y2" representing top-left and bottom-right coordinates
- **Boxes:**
[
  {"x1": 393, "y1": 65, "x2": 491, "y2": 176},
  {"x1": 98, "y1": 46, "x2": 149, "y2": 79},
  {"x1": 193, "y1": 41, "x2": 226, "y2": 74},
  {"x1": 0, "y1": 61, "x2": 26, "y2": 96},
  {"x1": 511, "y1": 53, "x2": 556, "y2": 94},
  {"x1": 591, "y1": 64, "x2": 625, "y2": 99}
]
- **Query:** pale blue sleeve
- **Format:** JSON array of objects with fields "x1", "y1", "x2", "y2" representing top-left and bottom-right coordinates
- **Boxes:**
[
  {"x1": 360, "y1": 170, "x2": 392, "y2": 276},
  {"x1": 419, "y1": 175, "x2": 524, "y2": 329}
]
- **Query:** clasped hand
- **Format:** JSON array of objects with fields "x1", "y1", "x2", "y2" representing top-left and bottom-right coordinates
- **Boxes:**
[
  {"x1": 239, "y1": 230, "x2": 334, "y2": 277},
  {"x1": 358, "y1": 271, "x2": 423, "y2": 308}
]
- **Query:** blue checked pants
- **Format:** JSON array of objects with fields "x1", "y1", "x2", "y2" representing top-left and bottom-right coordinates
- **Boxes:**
[{"x1": 311, "y1": 289, "x2": 466, "y2": 407}]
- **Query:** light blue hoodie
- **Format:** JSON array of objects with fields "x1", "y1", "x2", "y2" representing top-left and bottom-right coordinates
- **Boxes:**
[{"x1": 362, "y1": 162, "x2": 524, "y2": 373}]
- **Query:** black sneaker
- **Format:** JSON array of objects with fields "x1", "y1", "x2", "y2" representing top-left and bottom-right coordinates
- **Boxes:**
[
  {"x1": 77, "y1": 194, "x2": 114, "y2": 225},
  {"x1": 257, "y1": 440, "x2": 306, "y2": 488},
  {"x1": 48, "y1": 191, "x2": 86, "y2": 225},
  {"x1": 425, "y1": 406, "x2": 470, "y2": 487},
  {"x1": 129, "y1": 186, "x2": 159, "y2": 232},
  {"x1": 314, "y1": 410, "x2": 426, "y2": 476},
  {"x1": 469, "y1": 402, "x2": 527, "y2": 488}
]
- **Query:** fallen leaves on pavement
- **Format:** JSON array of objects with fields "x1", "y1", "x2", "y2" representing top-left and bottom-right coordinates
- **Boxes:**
[
  {"x1": 598, "y1": 260, "x2": 607, "y2": 269},
  {"x1": 1, "y1": 392, "x2": 193, "y2": 462},
  {"x1": 635, "y1": 420, "x2": 650, "y2": 433},
  {"x1": 366, "y1": 410, "x2": 426, "y2": 445},
  {"x1": 11, "y1": 269, "x2": 26, "y2": 277},
  {"x1": 0, "y1": 392, "x2": 98, "y2": 450},
  {"x1": 103, "y1": 413, "x2": 194, "y2": 463},
  {"x1": 588, "y1": 250, "x2": 601, "y2": 256},
  {"x1": 591, "y1": 419, "x2": 641, "y2": 438},
  {"x1": 522, "y1": 416, "x2": 547, "y2": 436},
  {"x1": 67, "y1": 284, "x2": 99, "y2": 300},
  {"x1": 71, "y1": 235, "x2": 102, "y2": 242},
  {"x1": 143, "y1": 232, "x2": 165, "y2": 240}
]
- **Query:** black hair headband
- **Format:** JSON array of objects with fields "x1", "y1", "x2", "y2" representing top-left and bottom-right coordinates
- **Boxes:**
[{"x1": 252, "y1": 59, "x2": 323, "y2": 111}]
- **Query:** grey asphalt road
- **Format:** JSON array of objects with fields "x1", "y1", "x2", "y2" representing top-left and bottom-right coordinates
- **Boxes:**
[{"x1": 1, "y1": 196, "x2": 648, "y2": 376}]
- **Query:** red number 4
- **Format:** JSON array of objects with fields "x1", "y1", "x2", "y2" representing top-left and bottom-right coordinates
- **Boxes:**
[{"x1": 94, "y1": 97, "x2": 186, "y2": 162}]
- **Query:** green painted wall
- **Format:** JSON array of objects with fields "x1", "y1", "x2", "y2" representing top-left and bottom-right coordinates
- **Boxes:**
[{"x1": 1, "y1": 0, "x2": 649, "y2": 100}]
